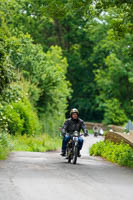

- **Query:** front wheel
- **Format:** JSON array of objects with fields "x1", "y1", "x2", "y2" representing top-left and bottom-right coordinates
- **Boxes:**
[
  {"x1": 66, "y1": 147, "x2": 72, "y2": 163},
  {"x1": 72, "y1": 146, "x2": 78, "y2": 164},
  {"x1": 68, "y1": 156, "x2": 71, "y2": 163}
]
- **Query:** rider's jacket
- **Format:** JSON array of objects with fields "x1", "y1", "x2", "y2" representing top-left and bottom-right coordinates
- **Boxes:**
[{"x1": 61, "y1": 118, "x2": 88, "y2": 136}]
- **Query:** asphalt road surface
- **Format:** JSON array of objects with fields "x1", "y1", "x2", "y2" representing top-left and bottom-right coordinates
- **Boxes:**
[{"x1": 0, "y1": 135, "x2": 133, "y2": 200}]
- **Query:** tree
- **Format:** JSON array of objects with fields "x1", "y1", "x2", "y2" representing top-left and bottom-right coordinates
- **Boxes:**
[
  {"x1": 91, "y1": 14, "x2": 133, "y2": 124},
  {"x1": 2, "y1": 0, "x2": 133, "y2": 126},
  {"x1": 0, "y1": 0, "x2": 71, "y2": 134}
]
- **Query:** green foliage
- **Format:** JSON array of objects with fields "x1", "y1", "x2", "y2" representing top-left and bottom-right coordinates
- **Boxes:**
[
  {"x1": 6, "y1": 33, "x2": 71, "y2": 123},
  {"x1": 11, "y1": 134, "x2": 61, "y2": 152},
  {"x1": 0, "y1": 1, "x2": 71, "y2": 138},
  {"x1": 0, "y1": 39, "x2": 15, "y2": 94},
  {"x1": 94, "y1": 28, "x2": 133, "y2": 123},
  {"x1": 90, "y1": 140, "x2": 133, "y2": 168},
  {"x1": 1, "y1": 0, "x2": 102, "y2": 121},
  {"x1": 1, "y1": 0, "x2": 133, "y2": 160},
  {"x1": 41, "y1": 111, "x2": 65, "y2": 137},
  {"x1": 0, "y1": 81, "x2": 24, "y2": 104},
  {"x1": 0, "y1": 9, "x2": 16, "y2": 94},
  {"x1": 91, "y1": 3, "x2": 133, "y2": 124},
  {"x1": 0, "y1": 99, "x2": 41, "y2": 135},
  {"x1": 0, "y1": 131, "x2": 13, "y2": 160},
  {"x1": 1, "y1": 0, "x2": 133, "y2": 130},
  {"x1": 0, "y1": 79, "x2": 41, "y2": 136},
  {"x1": 103, "y1": 99, "x2": 128, "y2": 125},
  {"x1": 95, "y1": 0, "x2": 133, "y2": 37},
  {"x1": 37, "y1": 45, "x2": 71, "y2": 114}
]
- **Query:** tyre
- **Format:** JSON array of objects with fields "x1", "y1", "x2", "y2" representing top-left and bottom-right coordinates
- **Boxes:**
[
  {"x1": 72, "y1": 146, "x2": 78, "y2": 164},
  {"x1": 67, "y1": 147, "x2": 71, "y2": 163},
  {"x1": 68, "y1": 156, "x2": 71, "y2": 163}
]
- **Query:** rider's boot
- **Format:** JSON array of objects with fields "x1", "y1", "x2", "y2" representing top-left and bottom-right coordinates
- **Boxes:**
[
  {"x1": 60, "y1": 151, "x2": 66, "y2": 156},
  {"x1": 77, "y1": 150, "x2": 81, "y2": 157}
]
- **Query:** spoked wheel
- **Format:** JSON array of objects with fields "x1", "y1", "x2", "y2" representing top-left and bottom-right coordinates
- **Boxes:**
[{"x1": 72, "y1": 146, "x2": 78, "y2": 164}]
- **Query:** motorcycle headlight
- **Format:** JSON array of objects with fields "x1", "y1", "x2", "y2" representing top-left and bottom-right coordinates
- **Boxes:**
[
  {"x1": 73, "y1": 137, "x2": 78, "y2": 141},
  {"x1": 73, "y1": 131, "x2": 78, "y2": 137}
]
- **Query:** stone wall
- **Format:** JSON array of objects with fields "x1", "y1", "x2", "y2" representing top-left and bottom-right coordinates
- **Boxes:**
[
  {"x1": 85, "y1": 123, "x2": 126, "y2": 132},
  {"x1": 105, "y1": 131, "x2": 133, "y2": 148},
  {"x1": 108, "y1": 125, "x2": 125, "y2": 133}
]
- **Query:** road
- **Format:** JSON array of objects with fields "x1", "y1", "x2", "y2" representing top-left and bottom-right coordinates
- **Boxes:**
[{"x1": 0, "y1": 135, "x2": 133, "y2": 200}]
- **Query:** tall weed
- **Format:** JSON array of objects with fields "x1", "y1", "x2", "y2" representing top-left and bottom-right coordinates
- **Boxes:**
[{"x1": 0, "y1": 131, "x2": 13, "y2": 159}]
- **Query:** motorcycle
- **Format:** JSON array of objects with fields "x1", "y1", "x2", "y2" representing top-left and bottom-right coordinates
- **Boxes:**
[{"x1": 66, "y1": 131, "x2": 83, "y2": 164}]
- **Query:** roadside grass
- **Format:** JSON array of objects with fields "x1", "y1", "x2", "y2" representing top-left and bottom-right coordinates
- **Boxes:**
[
  {"x1": 0, "y1": 145, "x2": 10, "y2": 160},
  {"x1": 0, "y1": 131, "x2": 13, "y2": 160},
  {"x1": 90, "y1": 140, "x2": 133, "y2": 168},
  {"x1": 10, "y1": 134, "x2": 61, "y2": 152}
]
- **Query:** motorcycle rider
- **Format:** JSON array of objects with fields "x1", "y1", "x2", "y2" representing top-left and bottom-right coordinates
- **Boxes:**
[{"x1": 61, "y1": 108, "x2": 88, "y2": 157}]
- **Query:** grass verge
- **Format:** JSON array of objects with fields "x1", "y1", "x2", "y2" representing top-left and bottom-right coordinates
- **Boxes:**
[
  {"x1": 89, "y1": 140, "x2": 133, "y2": 168},
  {"x1": 0, "y1": 132, "x2": 61, "y2": 160},
  {"x1": 10, "y1": 134, "x2": 61, "y2": 152}
]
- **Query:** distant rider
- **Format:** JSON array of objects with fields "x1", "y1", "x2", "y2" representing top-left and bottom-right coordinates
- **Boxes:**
[
  {"x1": 93, "y1": 125, "x2": 99, "y2": 137},
  {"x1": 61, "y1": 108, "x2": 88, "y2": 157}
]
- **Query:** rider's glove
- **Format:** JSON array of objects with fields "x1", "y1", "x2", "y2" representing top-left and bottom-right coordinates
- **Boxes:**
[
  {"x1": 84, "y1": 133, "x2": 88, "y2": 137},
  {"x1": 61, "y1": 128, "x2": 66, "y2": 137},
  {"x1": 84, "y1": 130, "x2": 88, "y2": 137}
]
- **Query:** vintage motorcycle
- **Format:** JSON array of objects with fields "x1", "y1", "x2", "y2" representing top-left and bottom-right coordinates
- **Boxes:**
[{"x1": 66, "y1": 131, "x2": 83, "y2": 164}]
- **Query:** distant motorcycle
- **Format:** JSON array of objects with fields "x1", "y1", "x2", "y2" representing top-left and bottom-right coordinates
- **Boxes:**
[{"x1": 66, "y1": 131, "x2": 83, "y2": 164}]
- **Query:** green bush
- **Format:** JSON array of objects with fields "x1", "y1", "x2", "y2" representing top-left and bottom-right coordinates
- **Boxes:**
[
  {"x1": 90, "y1": 140, "x2": 133, "y2": 168},
  {"x1": 12, "y1": 99, "x2": 41, "y2": 135},
  {"x1": 0, "y1": 99, "x2": 41, "y2": 135}
]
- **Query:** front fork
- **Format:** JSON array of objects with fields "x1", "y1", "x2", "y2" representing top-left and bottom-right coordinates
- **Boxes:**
[
  {"x1": 71, "y1": 140, "x2": 79, "y2": 157},
  {"x1": 67, "y1": 138, "x2": 79, "y2": 158}
]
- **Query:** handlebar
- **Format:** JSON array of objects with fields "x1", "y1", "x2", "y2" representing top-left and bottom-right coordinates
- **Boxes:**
[{"x1": 60, "y1": 132, "x2": 88, "y2": 137}]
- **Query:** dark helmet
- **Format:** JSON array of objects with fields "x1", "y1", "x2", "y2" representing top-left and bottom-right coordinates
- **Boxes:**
[{"x1": 70, "y1": 108, "x2": 79, "y2": 117}]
